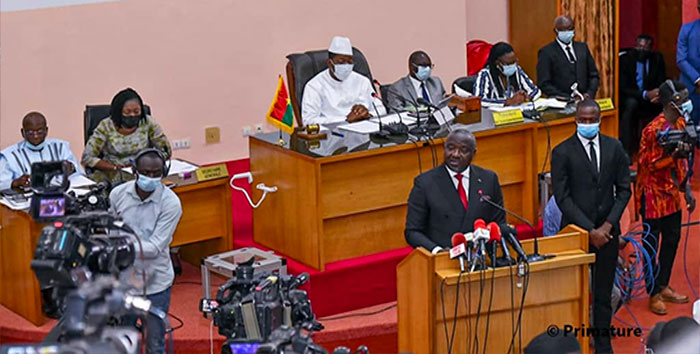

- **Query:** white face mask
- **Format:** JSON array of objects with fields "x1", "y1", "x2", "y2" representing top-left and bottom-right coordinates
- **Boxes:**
[{"x1": 332, "y1": 63, "x2": 354, "y2": 81}]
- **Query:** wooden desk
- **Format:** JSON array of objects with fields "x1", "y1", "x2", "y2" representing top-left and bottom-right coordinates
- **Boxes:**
[
  {"x1": 397, "y1": 225, "x2": 594, "y2": 354},
  {"x1": 0, "y1": 177, "x2": 232, "y2": 326},
  {"x1": 250, "y1": 110, "x2": 616, "y2": 270}
]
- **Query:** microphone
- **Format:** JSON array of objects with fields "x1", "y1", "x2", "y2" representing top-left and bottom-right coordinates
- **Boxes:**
[
  {"x1": 500, "y1": 223, "x2": 528, "y2": 262},
  {"x1": 477, "y1": 190, "x2": 550, "y2": 263},
  {"x1": 488, "y1": 221, "x2": 512, "y2": 263},
  {"x1": 473, "y1": 219, "x2": 490, "y2": 257},
  {"x1": 417, "y1": 97, "x2": 453, "y2": 132},
  {"x1": 570, "y1": 82, "x2": 584, "y2": 101},
  {"x1": 369, "y1": 92, "x2": 389, "y2": 138},
  {"x1": 450, "y1": 232, "x2": 468, "y2": 273}
]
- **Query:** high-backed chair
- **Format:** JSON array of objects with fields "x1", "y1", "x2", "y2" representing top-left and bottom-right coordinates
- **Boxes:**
[
  {"x1": 452, "y1": 76, "x2": 478, "y2": 95},
  {"x1": 83, "y1": 104, "x2": 151, "y2": 144},
  {"x1": 285, "y1": 47, "x2": 374, "y2": 126}
]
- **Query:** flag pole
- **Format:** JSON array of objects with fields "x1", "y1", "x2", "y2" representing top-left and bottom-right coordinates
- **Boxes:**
[{"x1": 278, "y1": 128, "x2": 285, "y2": 147}]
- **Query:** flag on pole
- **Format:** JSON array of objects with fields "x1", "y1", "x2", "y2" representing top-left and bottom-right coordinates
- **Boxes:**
[{"x1": 266, "y1": 75, "x2": 295, "y2": 134}]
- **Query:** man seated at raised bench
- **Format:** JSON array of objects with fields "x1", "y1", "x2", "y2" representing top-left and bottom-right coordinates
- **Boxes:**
[
  {"x1": 386, "y1": 50, "x2": 446, "y2": 112},
  {"x1": 404, "y1": 129, "x2": 506, "y2": 253},
  {"x1": 301, "y1": 36, "x2": 385, "y2": 126},
  {"x1": 0, "y1": 111, "x2": 83, "y2": 191}
]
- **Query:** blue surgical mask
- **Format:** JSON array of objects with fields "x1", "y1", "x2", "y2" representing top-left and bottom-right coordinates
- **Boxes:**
[
  {"x1": 681, "y1": 100, "x2": 694, "y2": 116},
  {"x1": 577, "y1": 122, "x2": 600, "y2": 139},
  {"x1": 501, "y1": 63, "x2": 518, "y2": 77},
  {"x1": 25, "y1": 140, "x2": 46, "y2": 151},
  {"x1": 332, "y1": 63, "x2": 354, "y2": 81},
  {"x1": 136, "y1": 174, "x2": 162, "y2": 192},
  {"x1": 415, "y1": 66, "x2": 432, "y2": 81},
  {"x1": 557, "y1": 30, "x2": 575, "y2": 44}
]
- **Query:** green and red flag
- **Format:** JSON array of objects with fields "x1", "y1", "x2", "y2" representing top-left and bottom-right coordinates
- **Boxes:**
[{"x1": 266, "y1": 75, "x2": 295, "y2": 134}]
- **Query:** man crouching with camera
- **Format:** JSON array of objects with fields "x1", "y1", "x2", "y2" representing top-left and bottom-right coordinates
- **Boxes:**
[
  {"x1": 637, "y1": 79, "x2": 696, "y2": 315},
  {"x1": 109, "y1": 148, "x2": 182, "y2": 354}
]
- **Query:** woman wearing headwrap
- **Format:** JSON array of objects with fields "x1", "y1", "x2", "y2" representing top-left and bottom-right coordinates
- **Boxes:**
[
  {"x1": 474, "y1": 42, "x2": 541, "y2": 106},
  {"x1": 82, "y1": 88, "x2": 171, "y2": 184}
]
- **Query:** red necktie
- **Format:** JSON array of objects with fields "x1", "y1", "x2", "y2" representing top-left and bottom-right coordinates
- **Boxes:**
[{"x1": 456, "y1": 173, "x2": 468, "y2": 210}]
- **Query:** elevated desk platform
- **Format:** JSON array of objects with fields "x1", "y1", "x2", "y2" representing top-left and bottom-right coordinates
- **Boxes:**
[
  {"x1": 0, "y1": 177, "x2": 232, "y2": 326},
  {"x1": 249, "y1": 109, "x2": 616, "y2": 270}
]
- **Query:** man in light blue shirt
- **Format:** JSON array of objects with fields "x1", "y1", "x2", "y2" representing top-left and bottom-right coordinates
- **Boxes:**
[
  {"x1": 109, "y1": 149, "x2": 181, "y2": 354},
  {"x1": 0, "y1": 112, "x2": 83, "y2": 190}
]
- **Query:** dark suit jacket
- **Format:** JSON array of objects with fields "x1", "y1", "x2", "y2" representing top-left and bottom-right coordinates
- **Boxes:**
[
  {"x1": 386, "y1": 75, "x2": 446, "y2": 113},
  {"x1": 405, "y1": 164, "x2": 506, "y2": 250},
  {"x1": 551, "y1": 134, "x2": 631, "y2": 236},
  {"x1": 537, "y1": 41, "x2": 600, "y2": 98},
  {"x1": 619, "y1": 49, "x2": 666, "y2": 101}
]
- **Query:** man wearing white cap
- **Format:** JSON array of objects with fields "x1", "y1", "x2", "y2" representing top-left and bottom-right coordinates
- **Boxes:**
[{"x1": 301, "y1": 36, "x2": 385, "y2": 126}]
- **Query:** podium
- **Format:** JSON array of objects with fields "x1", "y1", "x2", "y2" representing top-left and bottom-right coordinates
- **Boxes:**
[{"x1": 397, "y1": 225, "x2": 594, "y2": 354}]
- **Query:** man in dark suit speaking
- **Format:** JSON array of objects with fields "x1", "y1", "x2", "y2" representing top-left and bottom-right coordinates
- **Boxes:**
[
  {"x1": 537, "y1": 15, "x2": 600, "y2": 99},
  {"x1": 404, "y1": 129, "x2": 505, "y2": 252},
  {"x1": 551, "y1": 99, "x2": 631, "y2": 353}
]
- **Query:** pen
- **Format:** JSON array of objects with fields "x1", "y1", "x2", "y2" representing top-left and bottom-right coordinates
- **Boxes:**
[{"x1": 331, "y1": 131, "x2": 345, "y2": 138}]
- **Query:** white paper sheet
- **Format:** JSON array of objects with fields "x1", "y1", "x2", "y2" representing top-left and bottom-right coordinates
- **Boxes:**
[{"x1": 336, "y1": 120, "x2": 380, "y2": 134}]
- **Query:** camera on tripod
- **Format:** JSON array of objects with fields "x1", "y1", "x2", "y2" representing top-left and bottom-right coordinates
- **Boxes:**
[
  {"x1": 28, "y1": 161, "x2": 110, "y2": 222},
  {"x1": 656, "y1": 123, "x2": 700, "y2": 156},
  {"x1": 31, "y1": 211, "x2": 137, "y2": 318},
  {"x1": 200, "y1": 258, "x2": 322, "y2": 353}
]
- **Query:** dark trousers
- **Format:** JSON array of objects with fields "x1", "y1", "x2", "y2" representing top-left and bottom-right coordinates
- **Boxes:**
[
  {"x1": 619, "y1": 96, "x2": 661, "y2": 156},
  {"x1": 590, "y1": 235, "x2": 619, "y2": 354},
  {"x1": 643, "y1": 212, "x2": 682, "y2": 296},
  {"x1": 122, "y1": 287, "x2": 172, "y2": 354}
]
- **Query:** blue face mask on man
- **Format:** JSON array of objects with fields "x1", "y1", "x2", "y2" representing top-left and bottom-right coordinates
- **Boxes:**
[
  {"x1": 557, "y1": 30, "x2": 575, "y2": 44},
  {"x1": 137, "y1": 174, "x2": 162, "y2": 192},
  {"x1": 576, "y1": 122, "x2": 600, "y2": 138},
  {"x1": 415, "y1": 66, "x2": 432, "y2": 81},
  {"x1": 24, "y1": 140, "x2": 46, "y2": 151},
  {"x1": 501, "y1": 63, "x2": 518, "y2": 77}
]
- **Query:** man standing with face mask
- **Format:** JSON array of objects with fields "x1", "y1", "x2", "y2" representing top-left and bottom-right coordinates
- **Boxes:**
[
  {"x1": 109, "y1": 148, "x2": 182, "y2": 354},
  {"x1": 301, "y1": 36, "x2": 385, "y2": 126},
  {"x1": 551, "y1": 99, "x2": 631, "y2": 353},
  {"x1": 0, "y1": 111, "x2": 83, "y2": 191},
  {"x1": 637, "y1": 80, "x2": 695, "y2": 315},
  {"x1": 386, "y1": 50, "x2": 446, "y2": 113},
  {"x1": 537, "y1": 15, "x2": 600, "y2": 99}
]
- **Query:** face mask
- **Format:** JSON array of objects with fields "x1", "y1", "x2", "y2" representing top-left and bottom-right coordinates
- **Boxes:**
[
  {"x1": 577, "y1": 122, "x2": 600, "y2": 138},
  {"x1": 415, "y1": 66, "x2": 431, "y2": 81},
  {"x1": 501, "y1": 63, "x2": 518, "y2": 77},
  {"x1": 24, "y1": 140, "x2": 46, "y2": 151},
  {"x1": 557, "y1": 30, "x2": 575, "y2": 44},
  {"x1": 681, "y1": 100, "x2": 694, "y2": 116},
  {"x1": 136, "y1": 174, "x2": 161, "y2": 192},
  {"x1": 332, "y1": 63, "x2": 354, "y2": 81},
  {"x1": 121, "y1": 115, "x2": 141, "y2": 128}
]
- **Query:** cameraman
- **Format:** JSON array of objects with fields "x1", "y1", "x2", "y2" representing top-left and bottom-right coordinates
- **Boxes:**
[
  {"x1": 109, "y1": 148, "x2": 182, "y2": 354},
  {"x1": 637, "y1": 79, "x2": 696, "y2": 315}
]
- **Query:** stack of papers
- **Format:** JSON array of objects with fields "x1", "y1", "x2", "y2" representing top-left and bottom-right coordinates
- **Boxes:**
[
  {"x1": 336, "y1": 120, "x2": 380, "y2": 134},
  {"x1": 0, "y1": 193, "x2": 31, "y2": 211}
]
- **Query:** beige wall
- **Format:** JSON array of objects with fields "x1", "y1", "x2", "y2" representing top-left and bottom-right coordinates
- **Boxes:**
[{"x1": 1, "y1": 0, "x2": 509, "y2": 164}]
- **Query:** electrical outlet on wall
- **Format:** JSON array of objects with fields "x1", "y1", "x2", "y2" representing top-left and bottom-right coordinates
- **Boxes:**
[
  {"x1": 242, "y1": 126, "x2": 252, "y2": 137},
  {"x1": 172, "y1": 138, "x2": 191, "y2": 150}
]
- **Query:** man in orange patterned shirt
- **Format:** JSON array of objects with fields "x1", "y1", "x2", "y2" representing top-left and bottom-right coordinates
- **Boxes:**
[{"x1": 637, "y1": 79, "x2": 696, "y2": 315}]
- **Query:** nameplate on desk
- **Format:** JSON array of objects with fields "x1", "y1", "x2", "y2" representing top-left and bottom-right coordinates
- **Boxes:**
[
  {"x1": 196, "y1": 164, "x2": 229, "y2": 182},
  {"x1": 596, "y1": 98, "x2": 614, "y2": 111},
  {"x1": 492, "y1": 109, "x2": 524, "y2": 126}
]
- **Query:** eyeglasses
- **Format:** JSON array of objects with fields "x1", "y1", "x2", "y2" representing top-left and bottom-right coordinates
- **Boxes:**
[
  {"x1": 412, "y1": 63, "x2": 435, "y2": 69},
  {"x1": 23, "y1": 128, "x2": 47, "y2": 137}
]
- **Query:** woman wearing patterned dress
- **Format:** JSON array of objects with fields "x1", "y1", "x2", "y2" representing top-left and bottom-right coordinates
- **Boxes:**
[{"x1": 82, "y1": 88, "x2": 171, "y2": 185}]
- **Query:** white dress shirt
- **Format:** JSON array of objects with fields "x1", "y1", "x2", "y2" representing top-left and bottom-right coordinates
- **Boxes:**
[
  {"x1": 432, "y1": 165, "x2": 471, "y2": 254},
  {"x1": 0, "y1": 138, "x2": 84, "y2": 190},
  {"x1": 409, "y1": 75, "x2": 431, "y2": 103},
  {"x1": 577, "y1": 132, "x2": 600, "y2": 171},
  {"x1": 556, "y1": 38, "x2": 577, "y2": 62},
  {"x1": 301, "y1": 68, "x2": 386, "y2": 126}
]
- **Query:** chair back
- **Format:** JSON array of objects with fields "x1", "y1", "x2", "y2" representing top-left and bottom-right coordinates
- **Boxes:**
[{"x1": 83, "y1": 104, "x2": 151, "y2": 144}]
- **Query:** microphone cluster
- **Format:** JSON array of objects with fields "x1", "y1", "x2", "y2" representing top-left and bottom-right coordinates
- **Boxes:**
[{"x1": 449, "y1": 218, "x2": 527, "y2": 273}]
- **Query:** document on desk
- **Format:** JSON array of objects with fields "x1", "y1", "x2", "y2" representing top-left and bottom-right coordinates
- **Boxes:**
[
  {"x1": 369, "y1": 113, "x2": 417, "y2": 125},
  {"x1": 336, "y1": 120, "x2": 380, "y2": 134},
  {"x1": 69, "y1": 174, "x2": 96, "y2": 188}
]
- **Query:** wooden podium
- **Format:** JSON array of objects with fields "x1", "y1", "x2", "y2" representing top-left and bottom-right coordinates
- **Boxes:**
[{"x1": 397, "y1": 225, "x2": 595, "y2": 354}]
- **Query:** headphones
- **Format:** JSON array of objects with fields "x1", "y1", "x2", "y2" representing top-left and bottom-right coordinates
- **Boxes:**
[
  {"x1": 661, "y1": 79, "x2": 683, "y2": 103},
  {"x1": 131, "y1": 148, "x2": 170, "y2": 177}
]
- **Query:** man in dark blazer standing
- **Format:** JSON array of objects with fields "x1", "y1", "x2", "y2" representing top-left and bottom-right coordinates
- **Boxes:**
[
  {"x1": 386, "y1": 50, "x2": 446, "y2": 113},
  {"x1": 405, "y1": 129, "x2": 505, "y2": 252},
  {"x1": 551, "y1": 99, "x2": 631, "y2": 353},
  {"x1": 619, "y1": 34, "x2": 666, "y2": 156},
  {"x1": 537, "y1": 15, "x2": 600, "y2": 99}
]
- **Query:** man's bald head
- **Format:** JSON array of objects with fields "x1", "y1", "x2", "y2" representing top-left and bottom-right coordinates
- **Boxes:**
[
  {"x1": 554, "y1": 15, "x2": 575, "y2": 31},
  {"x1": 21, "y1": 111, "x2": 48, "y2": 146}
]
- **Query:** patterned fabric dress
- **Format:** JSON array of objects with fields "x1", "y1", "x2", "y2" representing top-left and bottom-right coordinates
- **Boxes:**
[
  {"x1": 82, "y1": 115, "x2": 171, "y2": 185},
  {"x1": 636, "y1": 113, "x2": 688, "y2": 219}
]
